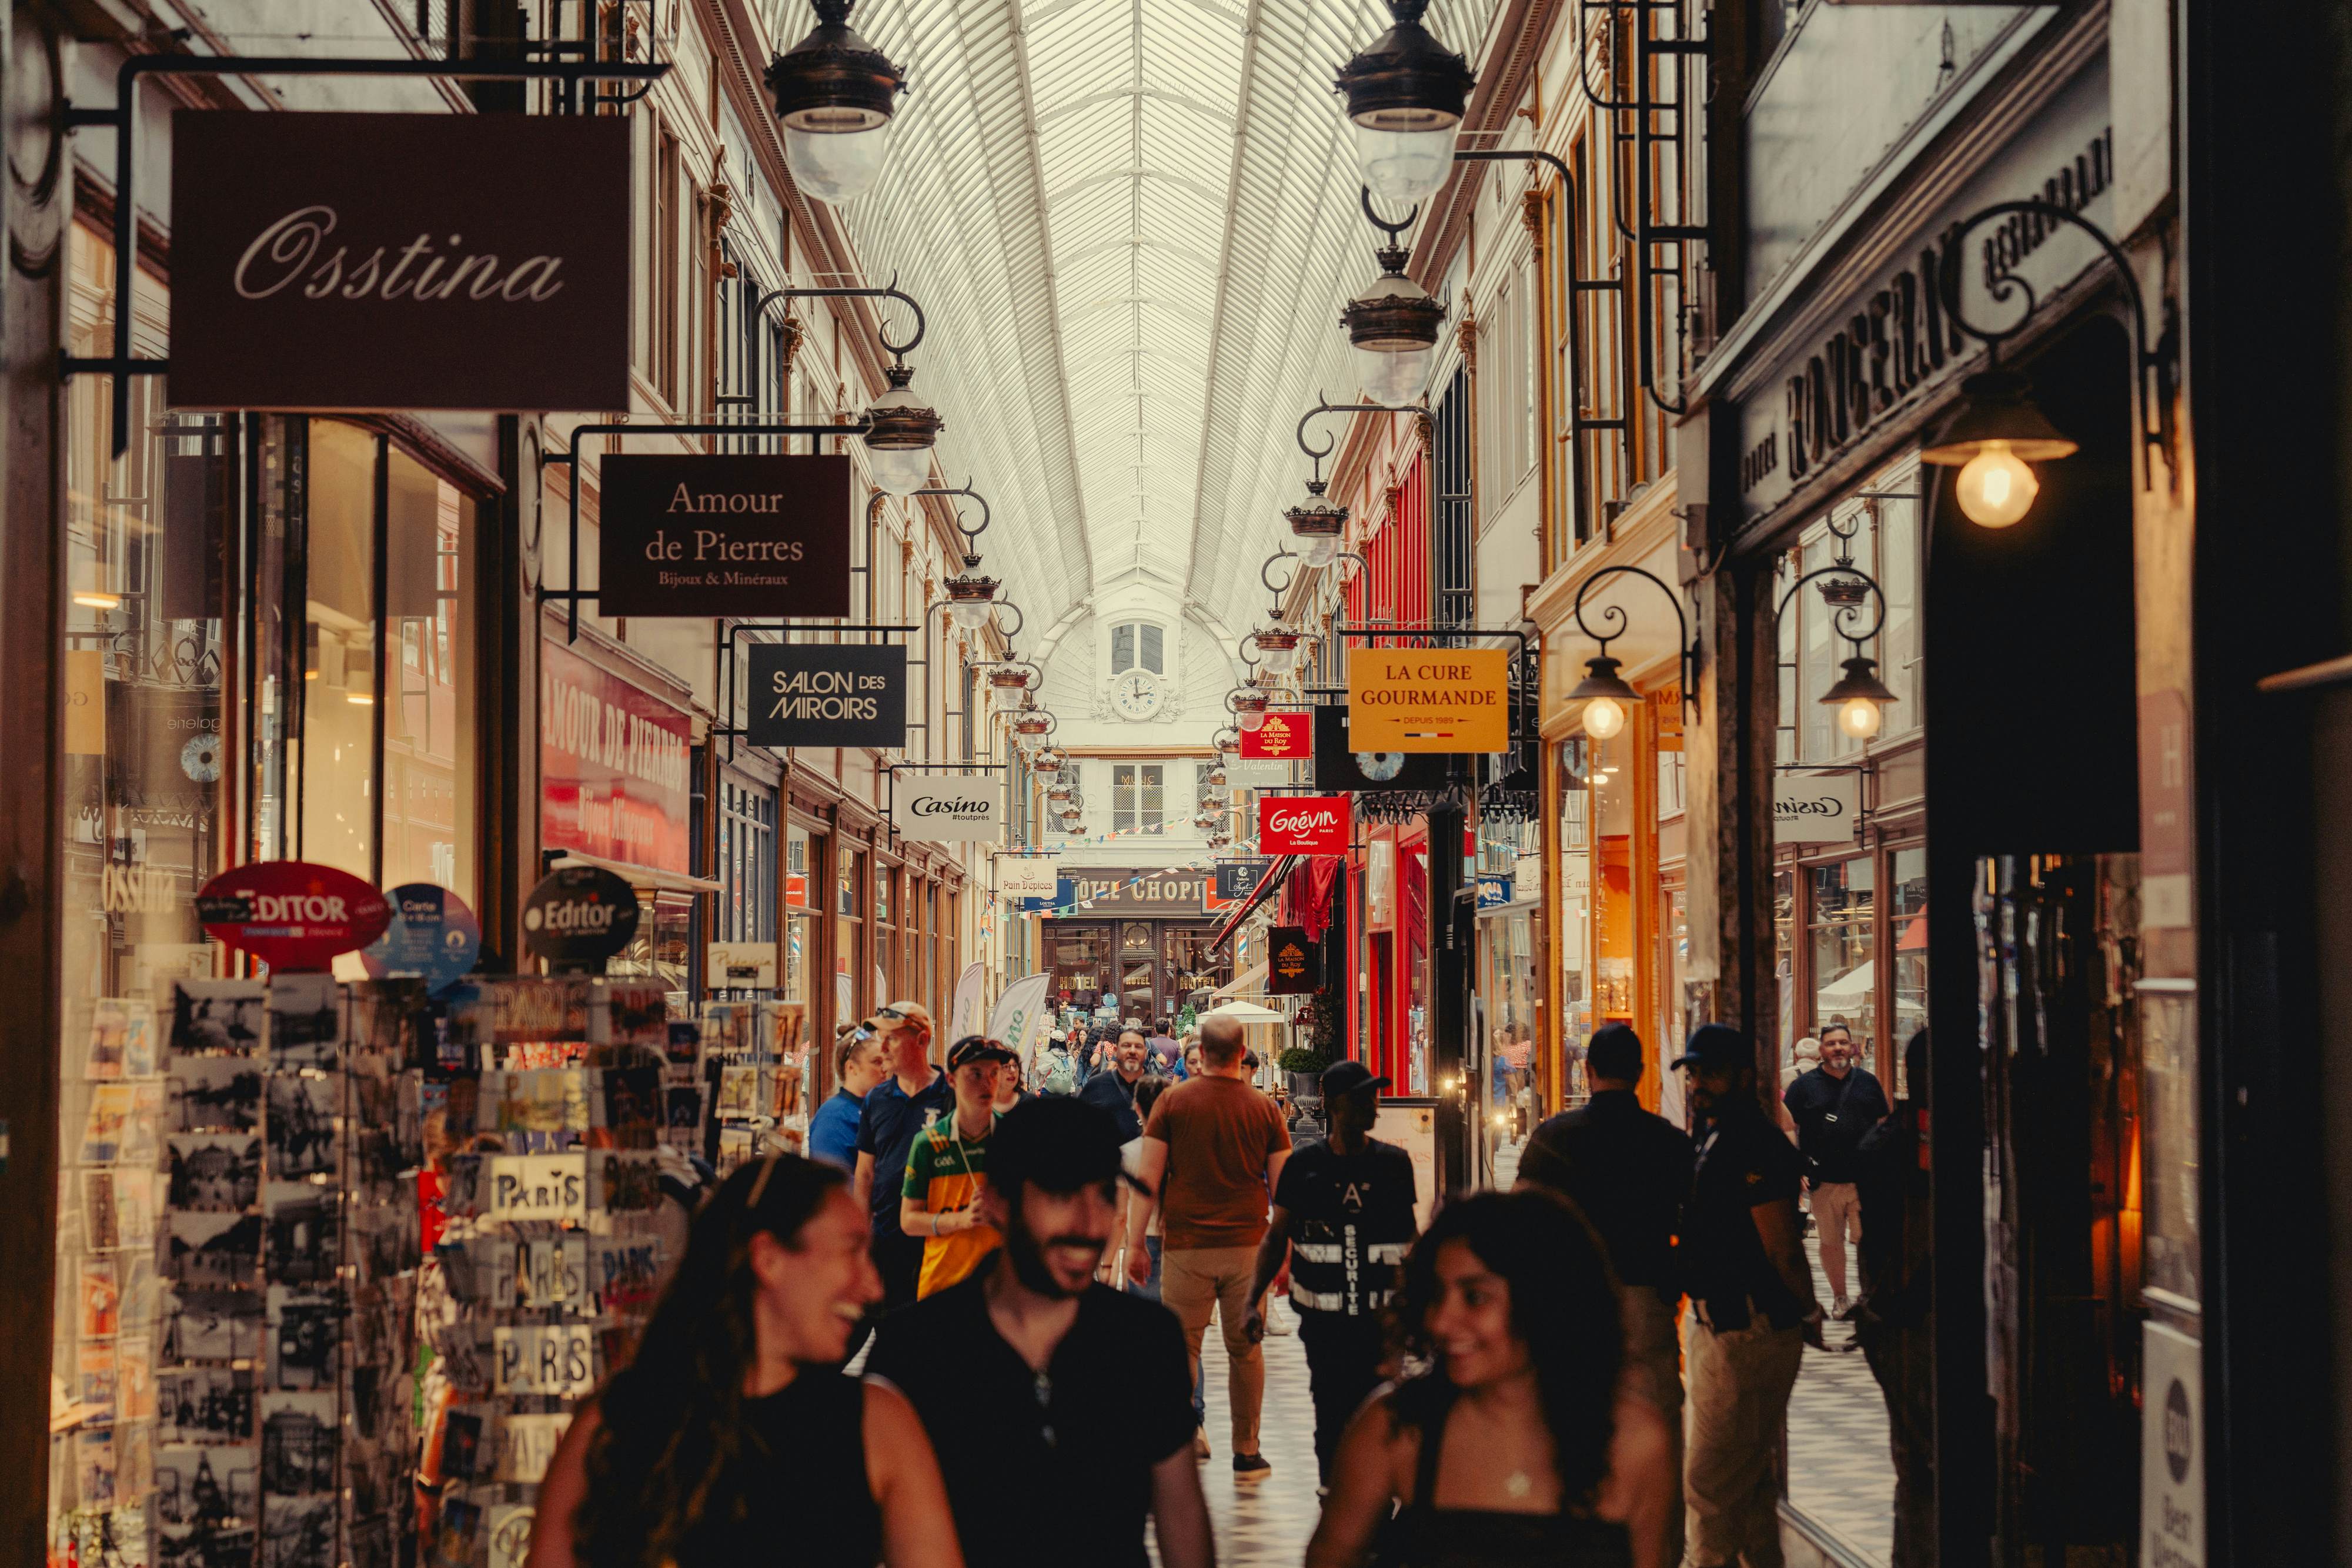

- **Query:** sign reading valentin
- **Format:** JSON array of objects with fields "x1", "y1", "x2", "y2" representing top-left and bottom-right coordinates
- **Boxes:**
[
  {"x1": 1258, "y1": 795, "x2": 1352, "y2": 856},
  {"x1": 597, "y1": 454, "x2": 853, "y2": 618},
  {"x1": 169, "y1": 112, "x2": 630, "y2": 413},
  {"x1": 892, "y1": 775, "x2": 1003, "y2": 843},
  {"x1": 1349, "y1": 648, "x2": 1511, "y2": 753},
  {"x1": 746, "y1": 643, "x2": 905, "y2": 749}
]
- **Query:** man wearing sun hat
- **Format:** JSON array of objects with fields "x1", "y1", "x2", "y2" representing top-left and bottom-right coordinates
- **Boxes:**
[{"x1": 853, "y1": 999, "x2": 950, "y2": 1315}]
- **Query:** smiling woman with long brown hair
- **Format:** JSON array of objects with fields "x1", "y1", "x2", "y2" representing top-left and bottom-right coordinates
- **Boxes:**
[
  {"x1": 1305, "y1": 1188, "x2": 1675, "y2": 1568},
  {"x1": 526, "y1": 1154, "x2": 963, "y2": 1568}
]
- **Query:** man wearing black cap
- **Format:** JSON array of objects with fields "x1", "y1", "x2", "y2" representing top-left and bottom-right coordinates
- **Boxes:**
[
  {"x1": 1242, "y1": 1058, "x2": 1417, "y2": 1485},
  {"x1": 865, "y1": 1098, "x2": 1213, "y2": 1568},
  {"x1": 1516, "y1": 1022, "x2": 1694, "y2": 1560},
  {"x1": 1674, "y1": 1023, "x2": 1823, "y2": 1568}
]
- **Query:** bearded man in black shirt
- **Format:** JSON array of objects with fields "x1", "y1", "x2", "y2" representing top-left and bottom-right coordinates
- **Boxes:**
[{"x1": 1781, "y1": 1021, "x2": 1890, "y2": 1319}]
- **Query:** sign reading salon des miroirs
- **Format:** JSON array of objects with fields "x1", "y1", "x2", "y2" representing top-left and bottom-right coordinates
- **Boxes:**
[
  {"x1": 169, "y1": 112, "x2": 632, "y2": 413},
  {"x1": 746, "y1": 643, "x2": 906, "y2": 750},
  {"x1": 597, "y1": 454, "x2": 853, "y2": 618}
]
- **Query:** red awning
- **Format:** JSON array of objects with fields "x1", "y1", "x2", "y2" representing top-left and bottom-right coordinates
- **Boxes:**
[{"x1": 1210, "y1": 855, "x2": 1299, "y2": 953}]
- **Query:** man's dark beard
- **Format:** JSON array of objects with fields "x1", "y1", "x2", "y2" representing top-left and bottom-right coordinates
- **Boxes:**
[{"x1": 1005, "y1": 1218, "x2": 1102, "y2": 1299}]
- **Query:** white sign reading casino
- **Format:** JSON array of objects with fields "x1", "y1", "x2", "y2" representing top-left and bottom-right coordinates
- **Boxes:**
[
  {"x1": 891, "y1": 775, "x2": 1003, "y2": 843},
  {"x1": 1773, "y1": 768, "x2": 1861, "y2": 845}
]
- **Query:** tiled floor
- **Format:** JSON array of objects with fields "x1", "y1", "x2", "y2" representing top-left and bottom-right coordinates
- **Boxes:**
[
  {"x1": 1186, "y1": 1299, "x2": 1328, "y2": 1567},
  {"x1": 1782, "y1": 1225, "x2": 1895, "y2": 1567}
]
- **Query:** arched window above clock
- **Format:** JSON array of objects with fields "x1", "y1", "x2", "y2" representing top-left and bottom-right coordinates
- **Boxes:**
[{"x1": 1108, "y1": 621, "x2": 1165, "y2": 676}]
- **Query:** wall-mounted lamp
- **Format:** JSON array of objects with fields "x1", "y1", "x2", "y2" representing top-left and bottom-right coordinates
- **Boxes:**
[
  {"x1": 1776, "y1": 515, "x2": 1897, "y2": 740},
  {"x1": 1335, "y1": 0, "x2": 1475, "y2": 209},
  {"x1": 764, "y1": 0, "x2": 906, "y2": 205},
  {"x1": 1566, "y1": 564, "x2": 1702, "y2": 737}
]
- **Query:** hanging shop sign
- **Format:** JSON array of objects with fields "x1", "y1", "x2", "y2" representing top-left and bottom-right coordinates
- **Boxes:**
[
  {"x1": 359, "y1": 882, "x2": 482, "y2": 994},
  {"x1": 1258, "y1": 795, "x2": 1352, "y2": 857},
  {"x1": 1476, "y1": 874, "x2": 1515, "y2": 909},
  {"x1": 521, "y1": 866, "x2": 642, "y2": 972},
  {"x1": 1225, "y1": 756, "x2": 1291, "y2": 787},
  {"x1": 1267, "y1": 925, "x2": 1319, "y2": 995},
  {"x1": 891, "y1": 775, "x2": 1003, "y2": 843},
  {"x1": 1214, "y1": 858, "x2": 1275, "y2": 903},
  {"x1": 168, "y1": 112, "x2": 630, "y2": 413},
  {"x1": 596, "y1": 453, "x2": 853, "y2": 618},
  {"x1": 542, "y1": 640, "x2": 694, "y2": 874},
  {"x1": 745, "y1": 643, "x2": 905, "y2": 750},
  {"x1": 1240, "y1": 711, "x2": 1312, "y2": 761},
  {"x1": 1313, "y1": 707, "x2": 1452, "y2": 793},
  {"x1": 706, "y1": 942, "x2": 777, "y2": 990},
  {"x1": 999, "y1": 857, "x2": 1060, "y2": 904},
  {"x1": 1348, "y1": 648, "x2": 1511, "y2": 753},
  {"x1": 1053, "y1": 868, "x2": 1211, "y2": 917},
  {"x1": 1772, "y1": 768, "x2": 1862, "y2": 844},
  {"x1": 195, "y1": 861, "x2": 391, "y2": 972}
]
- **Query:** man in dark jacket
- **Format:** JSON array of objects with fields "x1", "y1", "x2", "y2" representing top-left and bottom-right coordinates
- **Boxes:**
[
  {"x1": 1079, "y1": 1025, "x2": 1151, "y2": 1141},
  {"x1": 1516, "y1": 1022, "x2": 1693, "y2": 1564},
  {"x1": 1781, "y1": 1021, "x2": 1891, "y2": 1318}
]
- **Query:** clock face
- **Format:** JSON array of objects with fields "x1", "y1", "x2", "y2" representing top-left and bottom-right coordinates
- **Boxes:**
[{"x1": 1111, "y1": 671, "x2": 1163, "y2": 720}]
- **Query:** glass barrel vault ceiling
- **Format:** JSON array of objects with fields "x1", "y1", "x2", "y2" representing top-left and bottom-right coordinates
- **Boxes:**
[{"x1": 844, "y1": 0, "x2": 1496, "y2": 637}]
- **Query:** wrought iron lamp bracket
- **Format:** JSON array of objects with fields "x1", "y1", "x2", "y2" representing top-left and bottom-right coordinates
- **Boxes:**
[
  {"x1": 1773, "y1": 566, "x2": 1887, "y2": 660},
  {"x1": 753, "y1": 274, "x2": 927, "y2": 363},
  {"x1": 1298, "y1": 395, "x2": 1418, "y2": 467},
  {"x1": 1568, "y1": 564, "x2": 1701, "y2": 722},
  {"x1": 1940, "y1": 199, "x2": 2178, "y2": 486}
]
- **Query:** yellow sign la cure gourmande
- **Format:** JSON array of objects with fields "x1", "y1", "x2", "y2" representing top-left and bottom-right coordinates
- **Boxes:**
[{"x1": 1347, "y1": 648, "x2": 1511, "y2": 753}]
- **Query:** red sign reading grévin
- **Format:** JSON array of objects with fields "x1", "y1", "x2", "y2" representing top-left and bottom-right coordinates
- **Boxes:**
[
  {"x1": 196, "y1": 861, "x2": 391, "y2": 972},
  {"x1": 1258, "y1": 795, "x2": 1352, "y2": 856},
  {"x1": 540, "y1": 640, "x2": 694, "y2": 875},
  {"x1": 1240, "y1": 711, "x2": 1311, "y2": 761}
]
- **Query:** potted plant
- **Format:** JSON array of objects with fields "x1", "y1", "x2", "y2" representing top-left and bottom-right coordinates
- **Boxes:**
[{"x1": 1277, "y1": 1044, "x2": 1330, "y2": 1100}]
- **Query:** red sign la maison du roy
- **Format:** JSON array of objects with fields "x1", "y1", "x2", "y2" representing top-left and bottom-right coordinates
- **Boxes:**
[{"x1": 1257, "y1": 795, "x2": 1352, "y2": 856}]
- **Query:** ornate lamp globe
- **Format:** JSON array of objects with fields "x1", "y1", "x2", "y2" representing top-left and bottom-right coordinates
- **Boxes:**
[
  {"x1": 944, "y1": 563, "x2": 1000, "y2": 631},
  {"x1": 1342, "y1": 244, "x2": 1445, "y2": 407},
  {"x1": 1820, "y1": 657, "x2": 1898, "y2": 741},
  {"x1": 1335, "y1": 0, "x2": 1475, "y2": 209},
  {"x1": 987, "y1": 666, "x2": 1033, "y2": 711},
  {"x1": 1045, "y1": 783, "x2": 1074, "y2": 804},
  {"x1": 863, "y1": 363, "x2": 944, "y2": 497},
  {"x1": 1232, "y1": 688, "x2": 1270, "y2": 732},
  {"x1": 1207, "y1": 766, "x2": 1229, "y2": 789},
  {"x1": 1252, "y1": 622, "x2": 1305, "y2": 677},
  {"x1": 1012, "y1": 705, "x2": 1054, "y2": 739},
  {"x1": 765, "y1": 1, "x2": 907, "y2": 205},
  {"x1": 1285, "y1": 480, "x2": 1350, "y2": 568},
  {"x1": 1567, "y1": 656, "x2": 1640, "y2": 742},
  {"x1": 1031, "y1": 747, "x2": 1066, "y2": 774}
]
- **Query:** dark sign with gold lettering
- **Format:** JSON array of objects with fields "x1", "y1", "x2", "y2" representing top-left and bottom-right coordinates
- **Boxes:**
[
  {"x1": 746, "y1": 643, "x2": 905, "y2": 750},
  {"x1": 1267, "y1": 925, "x2": 1318, "y2": 995},
  {"x1": 596, "y1": 453, "x2": 852, "y2": 617},
  {"x1": 169, "y1": 112, "x2": 631, "y2": 413}
]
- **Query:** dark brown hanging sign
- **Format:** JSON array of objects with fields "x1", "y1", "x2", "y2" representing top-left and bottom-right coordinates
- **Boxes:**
[
  {"x1": 1267, "y1": 925, "x2": 1319, "y2": 995},
  {"x1": 595, "y1": 453, "x2": 853, "y2": 617},
  {"x1": 168, "y1": 112, "x2": 632, "y2": 413}
]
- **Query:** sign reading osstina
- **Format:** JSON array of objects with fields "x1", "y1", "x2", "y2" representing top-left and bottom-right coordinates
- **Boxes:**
[
  {"x1": 169, "y1": 113, "x2": 630, "y2": 413},
  {"x1": 597, "y1": 454, "x2": 853, "y2": 618},
  {"x1": 891, "y1": 775, "x2": 1003, "y2": 842},
  {"x1": 746, "y1": 644, "x2": 906, "y2": 749},
  {"x1": 1258, "y1": 795, "x2": 1352, "y2": 856}
]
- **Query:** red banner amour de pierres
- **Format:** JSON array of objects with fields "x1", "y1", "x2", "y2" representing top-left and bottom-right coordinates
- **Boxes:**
[{"x1": 1258, "y1": 794, "x2": 1352, "y2": 855}]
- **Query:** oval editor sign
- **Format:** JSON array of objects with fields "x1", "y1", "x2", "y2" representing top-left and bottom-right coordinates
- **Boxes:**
[
  {"x1": 522, "y1": 866, "x2": 642, "y2": 971},
  {"x1": 196, "y1": 861, "x2": 392, "y2": 972}
]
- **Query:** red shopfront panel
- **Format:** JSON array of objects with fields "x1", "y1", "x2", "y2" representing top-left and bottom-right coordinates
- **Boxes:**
[{"x1": 1346, "y1": 447, "x2": 1431, "y2": 637}]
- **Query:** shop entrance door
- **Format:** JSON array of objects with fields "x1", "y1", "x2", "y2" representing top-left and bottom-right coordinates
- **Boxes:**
[{"x1": 1118, "y1": 921, "x2": 1158, "y2": 1024}]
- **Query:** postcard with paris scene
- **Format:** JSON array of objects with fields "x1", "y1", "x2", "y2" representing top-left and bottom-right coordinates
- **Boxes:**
[
  {"x1": 267, "y1": 974, "x2": 344, "y2": 1073},
  {"x1": 172, "y1": 1057, "x2": 262, "y2": 1134},
  {"x1": 170, "y1": 1135, "x2": 262, "y2": 1213},
  {"x1": 171, "y1": 978, "x2": 268, "y2": 1060}
]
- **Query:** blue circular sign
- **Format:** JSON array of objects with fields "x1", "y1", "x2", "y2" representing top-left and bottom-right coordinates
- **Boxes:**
[{"x1": 359, "y1": 882, "x2": 482, "y2": 995}]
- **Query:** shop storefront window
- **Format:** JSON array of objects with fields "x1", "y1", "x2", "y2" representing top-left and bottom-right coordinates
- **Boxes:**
[
  {"x1": 381, "y1": 443, "x2": 477, "y2": 895},
  {"x1": 1590, "y1": 727, "x2": 1636, "y2": 1031},
  {"x1": 1889, "y1": 847, "x2": 1927, "y2": 1095},
  {"x1": 299, "y1": 422, "x2": 379, "y2": 882},
  {"x1": 1050, "y1": 924, "x2": 1110, "y2": 1012},
  {"x1": 718, "y1": 780, "x2": 777, "y2": 945},
  {"x1": 1557, "y1": 739, "x2": 1592, "y2": 1082},
  {"x1": 783, "y1": 825, "x2": 817, "y2": 1005},
  {"x1": 1119, "y1": 920, "x2": 1157, "y2": 1021},
  {"x1": 876, "y1": 864, "x2": 898, "y2": 998},
  {"x1": 1660, "y1": 885, "x2": 1689, "y2": 1126},
  {"x1": 1809, "y1": 857, "x2": 1877, "y2": 1074},
  {"x1": 838, "y1": 841, "x2": 864, "y2": 1018}
]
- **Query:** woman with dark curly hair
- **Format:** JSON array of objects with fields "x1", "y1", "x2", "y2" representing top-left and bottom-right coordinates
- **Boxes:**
[
  {"x1": 1305, "y1": 1188, "x2": 1674, "y2": 1568},
  {"x1": 527, "y1": 1154, "x2": 963, "y2": 1568}
]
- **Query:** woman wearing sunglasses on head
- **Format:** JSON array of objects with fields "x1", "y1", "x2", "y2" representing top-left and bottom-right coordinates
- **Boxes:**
[{"x1": 528, "y1": 1154, "x2": 963, "y2": 1568}]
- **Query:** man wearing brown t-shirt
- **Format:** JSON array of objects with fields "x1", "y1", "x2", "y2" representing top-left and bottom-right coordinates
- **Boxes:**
[{"x1": 1124, "y1": 1014, "x2": 1291, "y2": 1477}]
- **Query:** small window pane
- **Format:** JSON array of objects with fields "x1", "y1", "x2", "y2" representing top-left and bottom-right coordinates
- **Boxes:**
[
  {"x1": 1112, "y1": 624, "x2": 1135, "y2": 673},
  {"x1": 1141, "y1": 624, "x2": 1164, "y2": 673}
]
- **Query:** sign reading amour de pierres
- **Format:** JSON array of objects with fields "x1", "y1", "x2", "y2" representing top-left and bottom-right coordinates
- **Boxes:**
[
  {"x1": 597, "y1": 454, "x2": 853, "y2": 617},
  {"x1": 168, "y1": 112, "x2": 631, "y2": 413}
]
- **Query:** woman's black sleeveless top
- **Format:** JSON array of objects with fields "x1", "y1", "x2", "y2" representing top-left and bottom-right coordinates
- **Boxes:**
[
  {"x1": 1374, "y1": 1388, "x2": 1635, "y2": 1568},
  {"x1": 681, "y1": 1370, "x2": 881, "y2": 1568}
]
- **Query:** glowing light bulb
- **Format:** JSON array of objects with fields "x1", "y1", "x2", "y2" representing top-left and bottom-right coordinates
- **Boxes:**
[
  {"x1": 1955, "y1": 441, "x2": 2038, "y2": 528},
  {"x1": 1583, "y1": 696, "x2": 1626, "y2": 740},
  {"x1": 1838, "y1": 696, "x2": 1883, "y2": 740}
]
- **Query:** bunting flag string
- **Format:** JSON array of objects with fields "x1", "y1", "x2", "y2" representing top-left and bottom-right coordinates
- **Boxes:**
[{"x1": 980, "y1": 857, "x2": 1217, "y2": 923}]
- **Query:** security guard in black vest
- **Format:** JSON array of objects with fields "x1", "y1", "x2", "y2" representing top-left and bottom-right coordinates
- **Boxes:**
[{"x1": 1245, "y1": 1059, "x2": 1418, "y2": 1484}]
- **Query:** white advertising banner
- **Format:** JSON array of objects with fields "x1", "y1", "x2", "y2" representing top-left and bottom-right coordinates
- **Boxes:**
[
  {"x1": 1224, "y1": 757, "x2": 1291, "y2": 787},
  {"x1": 892, "y1": 775, "x2": 1003, "y2": 842},
  {"x1": 998, "y1": 856, "x2": 1060, "y2": 901},
  {"x1": 948, "y1": 961, "x2": 987, "y2": 1042},
  {"x1": 987, "y1": 971, "x2": 1054, "y2": 1067},
  {"x1": 1773, "y1": 768, "x2": 1861, "y2": 844}
]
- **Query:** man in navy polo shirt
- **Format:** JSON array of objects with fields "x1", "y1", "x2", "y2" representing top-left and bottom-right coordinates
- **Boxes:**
[{"x1": 853, "y1": 999, "x2": 952, "y2": 1315}]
